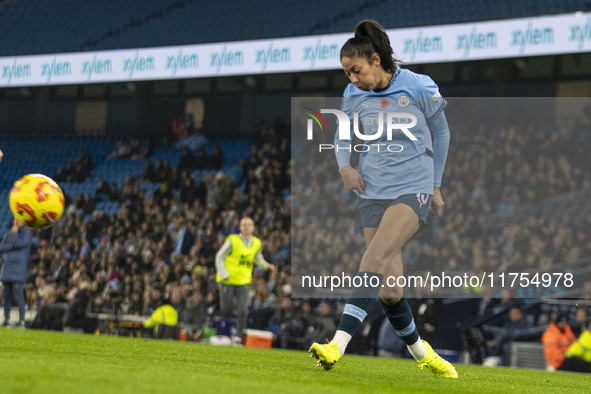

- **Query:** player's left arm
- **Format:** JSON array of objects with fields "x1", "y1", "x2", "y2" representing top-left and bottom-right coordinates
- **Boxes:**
[
  {"x1": 254, "y1": 249, "x2": 276, "y2": 273},
  {"x1": 428, "y1": 111, "x2": 450, "y2": 216},
  {"x1": 416, "y1": 75, "x2": 450, "y2": 217},
  {"x1": 336, "y1": 88, "x2": 366, "y2": 194}
]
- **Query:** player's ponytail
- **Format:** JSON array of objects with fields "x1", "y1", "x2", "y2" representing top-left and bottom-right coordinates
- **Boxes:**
[{"x1": 340, "y1": 20, "x2": 397, "y2": 73}]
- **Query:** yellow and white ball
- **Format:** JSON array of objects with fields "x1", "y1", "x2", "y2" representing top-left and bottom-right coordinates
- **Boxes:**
[{"x1": 9, "y1": 174, "x2": 65, "y2": 229}]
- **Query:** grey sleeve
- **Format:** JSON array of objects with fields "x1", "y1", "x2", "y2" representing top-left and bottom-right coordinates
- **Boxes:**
[
  {"x1": 253, "y1": 248, "x2": 269, "y2": 270},
  {"x1": 427, "y1": 111, "x2": 450, "y2": 188},
  {"x1": 215, "y1": 239, "x2": 233, "y2": 279}
]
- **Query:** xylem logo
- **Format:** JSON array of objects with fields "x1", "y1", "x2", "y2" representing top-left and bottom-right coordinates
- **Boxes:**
[
  {"x1": 41, "y1": 58, "x2": 72, "y2": 83},
  {"x1": 256, "y1": 43, "x2": 290, "y2": 70},
  {"x1": 305, "y1": 108, "x2": 417, "y2": 152},
  {"x1": 123, "y1": 52, "x2": 155, "y2": 78},
  {"x1": 511, "y1": 23, "x2": 554, "y2": 54},
  {"x1": 167, "y1": 50, "x2": 198, "y2": 76},
  {"x1": 303, "y1": 39, "x2": 339, "y2": 67},
  {"x1": 403, "y1": 32, "x2": 442, "y2": 61},
  {"x1": 1, "y1": 60, "x2": 31, "y2": 85},
  {"x1": 569, "y1": 18, "x2": 591, "y2": 49},
  {"x1": 456, "y1": 28, "x2": 497, "y2": 57},
  {"x1": 210, "y1": 46, "x2": 244, "y2": 73},
  {"x1": 82, "y1": 55, "x2": 112, "y2": 81}
]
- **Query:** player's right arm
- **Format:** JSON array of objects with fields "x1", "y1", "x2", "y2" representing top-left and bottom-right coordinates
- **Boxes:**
[
  {"x1": 339, "y1": 166, "x2": 365, "y2": 194},
  {"x1": 215, "y1": 238, "x2": 233, "y2": 280},
  {"x1": 335, "y1": 86, "x2": 365, "y2": 194}
]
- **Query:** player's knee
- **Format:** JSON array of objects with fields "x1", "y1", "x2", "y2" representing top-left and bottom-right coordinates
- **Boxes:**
[
  {"x1": 360, "y1": 248, "x2": 392, "y2": 272},
  {"x1": 379, "y1": 289, "x2": 403, "y2": 304},
  {"x1": 380, "y1": 296, "x2": 402, "y2": 305}
]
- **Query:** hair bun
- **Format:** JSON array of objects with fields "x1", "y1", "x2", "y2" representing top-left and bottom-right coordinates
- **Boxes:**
[
  {"x1": 353, "y1": 21, "x2": 370, "y2": 37},
  {"x1": 341, "y1": 20, "x2": 397, "y2": 73}
]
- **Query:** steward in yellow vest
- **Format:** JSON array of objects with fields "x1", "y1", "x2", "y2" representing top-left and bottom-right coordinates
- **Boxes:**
[
  {"x1": 215, "y1": 217, "x2": 275, "y2": 285},
  {"x1": 144, "y1": 304, "x2": 178, "y2": 338},
  {"x1": 214, "y1": 217, "x2": 276, "y2": 343}
]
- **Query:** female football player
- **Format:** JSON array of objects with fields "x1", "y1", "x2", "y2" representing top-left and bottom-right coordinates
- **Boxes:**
[{"x1": 309, "y1": 20, "x2": 457, "y2": 378}]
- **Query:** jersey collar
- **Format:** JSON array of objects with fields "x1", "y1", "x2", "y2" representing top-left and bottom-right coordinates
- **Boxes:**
[{"x1": 372, "y1": 67, "x2": 400, "y2": 93}]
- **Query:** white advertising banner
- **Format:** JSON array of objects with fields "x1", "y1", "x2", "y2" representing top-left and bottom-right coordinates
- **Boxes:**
[{"x1": 0, "y1": 12, "x2": 590, "y2": 86}]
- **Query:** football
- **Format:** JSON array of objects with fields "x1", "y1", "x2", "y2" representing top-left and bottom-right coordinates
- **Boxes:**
[{"x1": 9, "y1": 174, "x2": 65, "y2": 229}]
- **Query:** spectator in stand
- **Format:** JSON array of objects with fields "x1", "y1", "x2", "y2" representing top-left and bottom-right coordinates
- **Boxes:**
[
  {"x1": 250, "y1": 276, "x2": 279, "y2": 330},
  {"x1": 142, "y1": 159, "x2": 158, "y2": 182},
  {"x1": 169, "y1": 285, "x2": 184, "y2": 314},
  {"x1": 109, "y1": 182, "x2": 120, "y2": 202},
  {"x1": 178, "y1": 147, "x2": 194, "y2": 171},
  {"x1": 144, "y1": 285, "x2": 163, "y2": 316},
  {"x1": 176, "y1": 128, "x2": 208, "y2": 153},
  {"x1": 573, "y1": 309, "x2": 589, "y2": 337},
  {"x1": 76, "y1": 194, "x2": 96, "y2": 216},
  {"x1": 128, "y1": 292, "x2": 143, "y2": 316},
  {"x1": 180, "y1": 290, "x2": 208, "y2": 331},
  {"x1": 412, "y1": 298, "x2": 443, "y2": 344},
  {"x1": 271, "y1": 298, "x2": 313, "y2": 350},
  {"x1": 109, "y1": 140, "x2": 132, "y2": 159},
  {"x1": 194, "y1": 148, "x2": 208, "y2": 169},
  {"x1": 95, "y1": 179, "x2": 111, "y2": 202},
  {"x1": 179, "y1": 177, "x2": 196, "y2": 204},
  {"x1": 155, "y1": 159, "x2": 173, "y2": 183},
  {"x1": 54, "y1": 153, "x2": 95, "y2": 183},
  {"x1": 170, "y1": 113, "x2": 187, "y2": 141},
  {"x1": 172, "y1": 217, "x2": 195, "y2": 256},
  {"x1": 109, "y1": 138, "x2": 152, "y2": 160},
  {"x1": 209, "y1": 145, "x2": 224, "y2": 170},
  {"x1": 308, "y1": 302, "x2": 336, "y2": 345}
]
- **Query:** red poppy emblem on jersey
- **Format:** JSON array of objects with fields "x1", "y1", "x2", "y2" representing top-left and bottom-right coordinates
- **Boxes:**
[{"x1": 380, "y1": 98, "x2": 389, "y2": 108}]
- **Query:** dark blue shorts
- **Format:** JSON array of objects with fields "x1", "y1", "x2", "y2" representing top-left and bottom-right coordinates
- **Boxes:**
[{"x1": 356, "y1": 193, "x2": 432, "y2": 232}]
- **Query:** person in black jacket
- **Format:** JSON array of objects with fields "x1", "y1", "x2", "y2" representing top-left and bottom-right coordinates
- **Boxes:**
[
  {"x1": 63, "y1": 281, "x2": 97, "y2": 333},
  {"x1": 1, "y1": 218, "x2": 32, "y2": 328}
]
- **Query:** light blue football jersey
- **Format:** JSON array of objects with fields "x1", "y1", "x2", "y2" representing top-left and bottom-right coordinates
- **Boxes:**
[{"x1": 335, "y1": 67, "x2": 448, "y2": 200}]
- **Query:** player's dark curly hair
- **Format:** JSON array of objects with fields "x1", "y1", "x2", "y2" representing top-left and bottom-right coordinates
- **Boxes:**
[{"x1": 340, "y1": 20, "x2": 398, "y2": 73}]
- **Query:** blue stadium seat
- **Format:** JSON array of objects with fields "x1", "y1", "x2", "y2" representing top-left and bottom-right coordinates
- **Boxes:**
[{"x1": 1, "y1": 0, "x2": 588, "y2": 56}]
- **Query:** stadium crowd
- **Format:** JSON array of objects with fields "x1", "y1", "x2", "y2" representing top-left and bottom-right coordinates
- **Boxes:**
[
  {"x1": 293, "y1": 113, "x2": 591, "y2": 290},
  {"x1": 1, "y1": 111, "x2": 590, "y2": 358}
]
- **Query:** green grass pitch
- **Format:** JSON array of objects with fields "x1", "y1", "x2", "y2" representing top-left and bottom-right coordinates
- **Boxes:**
[{"x1": 1, "y1": 329, "x2": 589, "y2": 394}]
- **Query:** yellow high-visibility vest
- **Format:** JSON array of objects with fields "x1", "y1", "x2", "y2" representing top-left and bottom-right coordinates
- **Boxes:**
[
  {"x1": 144, "y1": 304, "x2": 178, "y2": 328},
  {"x1": 216, "y1": 234, "x2": 261, "y2": 286}
]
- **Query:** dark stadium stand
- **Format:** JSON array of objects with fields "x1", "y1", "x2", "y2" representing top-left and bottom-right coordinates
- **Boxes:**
[
  {"x1": 0, "y1": 0, "x2": 590, "y2": 55},
  {"x1": 4, "y1": 105, "x2": 589, "y2": 359},
  {"x1": 2, "y1": 0, "x2": 591, "y2": 378},
  {"x1": 0, "y1": 135, "x2": 250, "y2": 230}
]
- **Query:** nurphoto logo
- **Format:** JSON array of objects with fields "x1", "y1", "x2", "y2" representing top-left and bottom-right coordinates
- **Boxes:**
[{"x1": 304, "y1": 107, "x2": 418, "y2": 153}]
